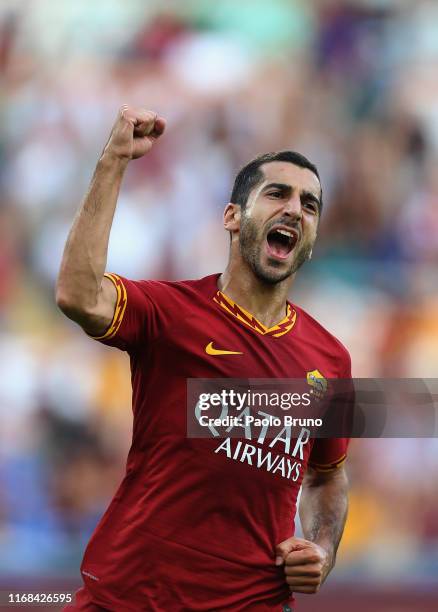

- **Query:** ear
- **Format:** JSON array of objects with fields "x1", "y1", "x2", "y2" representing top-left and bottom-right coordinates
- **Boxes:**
[{"x1": 223, "y1": 203, "x2": 241, "y2": 233}]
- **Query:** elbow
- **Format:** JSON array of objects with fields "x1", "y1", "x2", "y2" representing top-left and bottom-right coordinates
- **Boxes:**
[
  {"x1": 55, "y1": 285, "x2": 92, "y2": 320},
  {"x1": 55, "y1": 287, "x2": 77, "y2": 317},
  {"x1": 55, "y1": 276, "x2": 71, "y2": 311},
  {"x1": 55, "y1": 282, "x2": 67, "y2": 311}
]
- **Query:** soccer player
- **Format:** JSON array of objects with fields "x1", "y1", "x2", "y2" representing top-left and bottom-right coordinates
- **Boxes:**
[{"x1": 57, "y1": 106, "x2": 350, "y2": 611}]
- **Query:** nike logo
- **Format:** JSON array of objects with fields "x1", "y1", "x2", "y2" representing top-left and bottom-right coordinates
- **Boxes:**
[{"x1": 205, "y1": 341, "x2": 243, "y2": 356}]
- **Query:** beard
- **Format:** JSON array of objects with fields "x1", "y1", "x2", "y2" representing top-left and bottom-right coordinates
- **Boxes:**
[{"x1": 239, "y1": 214, "x2": 313, "y2": 285}]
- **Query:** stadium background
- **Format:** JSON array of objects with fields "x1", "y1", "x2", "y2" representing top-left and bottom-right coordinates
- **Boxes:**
[{"x1": 0, "y1": 0, "x2": 437, "y2": 610}]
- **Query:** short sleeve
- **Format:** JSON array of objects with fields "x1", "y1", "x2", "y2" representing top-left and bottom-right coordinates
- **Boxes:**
[
  {"x1": 308, "y1": 349, "x2": 353, "y2": 472},
  {"x1": 308, "y1": 438, "x2": 349, "y2": 472},
  {"x1": 88, "y1": 273, "x2": 161, "y2": 352}
]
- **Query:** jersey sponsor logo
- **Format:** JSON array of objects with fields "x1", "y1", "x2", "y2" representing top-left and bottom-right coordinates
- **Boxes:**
[
  {"x1": 306, "y1": 369, "x2": 327, "y2": 399},
  {"x1": 205, "y1": 341, "x2": 243, "y2": 356},
  {"x1": 213, "y1": 425, "x2": 310, "y2": 482}
]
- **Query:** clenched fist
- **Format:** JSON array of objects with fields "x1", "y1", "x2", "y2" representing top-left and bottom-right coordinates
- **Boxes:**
[
  {"x1": 275, "y1": 537, "x2": 332, "y2": 594},
  {"x1": 102, "y1": 105, "x2": 166, "y2": 162}
]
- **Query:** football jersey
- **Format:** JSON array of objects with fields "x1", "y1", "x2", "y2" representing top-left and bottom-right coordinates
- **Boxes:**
[{"x1": 78, "y1": 273, "x2": 351, "y2": 611}]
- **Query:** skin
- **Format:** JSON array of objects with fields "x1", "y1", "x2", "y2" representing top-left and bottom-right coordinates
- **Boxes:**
[
  {"x1": 56, "y1": 106, "x2": 166, "y2": 335},
  {"x1": 56, "y1": 106, "x2": 349, "y2": 598},
  {"x1": 219, "y1": 161, "x2": 321, "y2": 328},
  {"x1": 276, "y1": 466, "x2": 349, "y2": 594}
]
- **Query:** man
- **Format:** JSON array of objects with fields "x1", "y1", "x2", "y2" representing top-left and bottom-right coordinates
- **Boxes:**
[{"x1": 57, "y1": 106, "x2": 350, "y2": 611}]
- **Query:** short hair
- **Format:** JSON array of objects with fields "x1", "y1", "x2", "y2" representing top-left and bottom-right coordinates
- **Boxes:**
[{"x1": 230, "y1": 151, "x2": 322, "y2": 211}]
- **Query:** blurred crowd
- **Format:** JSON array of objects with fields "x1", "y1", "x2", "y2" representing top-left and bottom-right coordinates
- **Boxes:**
[{"x1": 0, "y1": 0, "x2": 437, "y2": 589}]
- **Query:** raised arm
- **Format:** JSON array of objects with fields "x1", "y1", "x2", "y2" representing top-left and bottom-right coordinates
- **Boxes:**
[
  {"x1": 275, "y1": 465, "x2": 349, "y2": 594},
  {"x1": 55, "y1": 106, "x2": 166, "y2": 336}
]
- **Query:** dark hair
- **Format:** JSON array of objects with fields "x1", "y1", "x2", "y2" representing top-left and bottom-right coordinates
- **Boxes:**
[{"x1": 230, "y1": 151, "x2": 322, "y2": 211}]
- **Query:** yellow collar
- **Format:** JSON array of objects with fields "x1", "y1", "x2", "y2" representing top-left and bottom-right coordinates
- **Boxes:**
[{"x1": 213, "y1": 290, "x2": 296, "y2": 338}]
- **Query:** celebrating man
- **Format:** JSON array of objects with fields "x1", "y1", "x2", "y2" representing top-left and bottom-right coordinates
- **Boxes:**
[{"x1": 57, "y1": 106, "x2": 350, "y2": 611}]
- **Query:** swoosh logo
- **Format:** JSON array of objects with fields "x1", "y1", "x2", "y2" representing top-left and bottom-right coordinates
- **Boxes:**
[{"x1": 205, "y1": 341, "x2": 243, "y2": 356}]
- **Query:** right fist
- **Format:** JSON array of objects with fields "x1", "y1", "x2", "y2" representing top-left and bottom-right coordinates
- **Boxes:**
[{"x1": 102, "y1": 105, "x2": 166, "y2": 161}]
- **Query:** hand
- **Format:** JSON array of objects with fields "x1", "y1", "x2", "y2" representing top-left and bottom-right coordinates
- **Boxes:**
[
  {"x1": 102, "y1": 105, "x2": 166, "y2": 162},
  {"x1": 275, "y1": 537, "x2": 332, "y2": 594}
]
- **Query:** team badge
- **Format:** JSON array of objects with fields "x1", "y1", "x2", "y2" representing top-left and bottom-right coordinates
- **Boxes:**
[{"x1": 306, "y1": 369, "x2": 327, "y2": 399}]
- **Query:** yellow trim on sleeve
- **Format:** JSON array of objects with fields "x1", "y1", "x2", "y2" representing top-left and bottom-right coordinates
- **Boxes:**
[
  {"x1": 89, "y1": 273, "x2": 127, "y2": 341},
  {"x1": 308, "y1": 454, "x2": 347, "y2": 472}
]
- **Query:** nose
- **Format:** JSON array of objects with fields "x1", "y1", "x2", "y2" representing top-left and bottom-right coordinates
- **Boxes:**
[{"x1": 283, "y1": 193, "x2": 302, "y2": 221}]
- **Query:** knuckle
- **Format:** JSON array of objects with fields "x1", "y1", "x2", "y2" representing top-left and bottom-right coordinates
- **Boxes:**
[{"x1": 139, "y1": 109, "x2": 155, "y2": 120}]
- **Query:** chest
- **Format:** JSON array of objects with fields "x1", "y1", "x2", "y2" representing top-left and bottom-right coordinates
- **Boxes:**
[{"x1": 148, "y1": 302, "x2": 341, "y2": 380}]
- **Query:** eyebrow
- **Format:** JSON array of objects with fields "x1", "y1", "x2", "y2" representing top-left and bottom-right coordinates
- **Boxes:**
[
  {"x1": 263, "y1": 182, "x2": 291, "y2": 193},
  {"x1": 301, "y1": 190, "x2": 321, "y2": 209},
  {"x1": 264, "y1": 183, "x2": 321, "y2": 209}
]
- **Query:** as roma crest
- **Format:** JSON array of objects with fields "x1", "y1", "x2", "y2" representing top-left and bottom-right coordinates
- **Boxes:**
[{"x1": 306, "y1": 369, "x2": 328, "y2": 399}]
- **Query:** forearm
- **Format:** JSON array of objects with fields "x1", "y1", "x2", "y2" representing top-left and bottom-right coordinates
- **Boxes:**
[
  {"x1": 56, "y1": 106, "x2": 166, "y2": 328},
  {"x1": 299, "y1": 467, "x2": 349, "y2": 571},
  {"x1": 56, "y1": 153, "x2": 127, "y2": 314}
]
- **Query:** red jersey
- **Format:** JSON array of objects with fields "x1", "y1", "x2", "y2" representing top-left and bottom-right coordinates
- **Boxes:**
[{"x1": 78, "y1": 273, "x2": 350, "y2": 611}]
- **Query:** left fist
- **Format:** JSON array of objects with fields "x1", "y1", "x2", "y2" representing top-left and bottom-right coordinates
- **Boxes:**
[{"x1": 275, "y1": 537, "x2": 332, "y2": 594}]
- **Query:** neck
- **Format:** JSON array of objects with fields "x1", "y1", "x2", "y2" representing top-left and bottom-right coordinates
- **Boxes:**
[{"x1": 218, "y1": 257, "x2": 294, "y2": 328}]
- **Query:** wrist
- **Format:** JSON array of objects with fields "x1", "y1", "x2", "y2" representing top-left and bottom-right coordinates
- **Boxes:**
[
  {"x1": 98, "y1": 150, "x2": 130, "y2": 172},
  {"x1": 314, "y1": 540, "x2": 335, "y2": 575}
]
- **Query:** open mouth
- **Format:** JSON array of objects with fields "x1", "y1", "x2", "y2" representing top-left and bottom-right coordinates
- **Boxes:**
[{"x1": 266, "y1": 227, "x2": 298, "y2": 260}]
